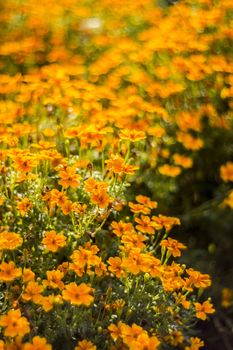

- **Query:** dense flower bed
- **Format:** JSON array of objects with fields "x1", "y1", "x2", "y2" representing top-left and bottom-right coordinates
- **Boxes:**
[{"x1": 0, "y1": 0, "x2": 233, "y2": 349}]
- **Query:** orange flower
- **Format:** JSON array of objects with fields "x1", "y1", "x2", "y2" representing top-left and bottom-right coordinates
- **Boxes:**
[
  {"x1": 119, "y1": 129, "x2": 146, "y2": 142},
  {"x1": 194, "y1": 300, "x2": 215, "y2": 320},
  {"x1": 108, "y1": 257, "x2": 123, "y2": 278},
  {"x1": 43, "y1": 128, "x2": 56, "y2": 137},
  {"x1": 0, "y1": 261, "x2": 21, "y2": 282},
  {"x1": 74, "y1": 339, "x2": 96, "y2": 350},
  {"x1": 17, "y1": 198, "x2": 32, "y2": 216},
  {"x1": 135, "y1": 216, "x2": 156, "y2": 235},
  {"x1": 43, "y1": 270, "x2": 64, "y2": 290},
  {"x1": 105, "y1": 155, "x2": 138, "y2": 175},
  {"x1": 105, "y1": 155, "x2": 125, "y2": 174},
  {"x1": 177, "y1": 132, "x2": 204, "y2": 150},
  {"x1": 185, "y1": 337, "x2": 204, "y2": 350},
  {"x1": 221, "y1": 288, "x2": 233, "y2": 308},
  {"x1": 158, "y1": 164, "x2": 181, "y2": 177},
  {"x1": 128, "y1": 202, "x2": 151, "y2": 215},
  {"x1": 38, "y1": 295, "x2": 63, "y2": 312},
  {"x1": 0, "y1": 232, "x2": 23, "y2": 250},
  {"x1": 160, "y1": 238, "x2": 187, "y2": 257},
  {"x1": 42, "y1": 189, "x2": 68, "y2": 211},
  {"x1": 84, "y1": 178, "x2": 108, "y2": 193},
  {"x1": 62, "y1": 282, "x2": 94, "y2": 306},
  {"x1": 152, "y1": 215, "x2": 180, "y2": 231},
  {"x1": 220, "y1": 162, "x2": 233, "y2": 182},
  {"x1": 108, "y1": 322, "x2": 124, "y2": 341},
  {"x1": 24, "y1": 336, "x2": 52, "y2": 350},
  {"x1": 0, "y1": 309, "x2": 30, "y2": 337},
  {"x1": 122, "y1": 249, "x2": 150, "y2": 275},
  {"x1": 59, "y1": 167, "x2": 81, "y2": 188},
  {"x1": 120, "y1": 324, "x2": 146, "y2": 347},
  {"x1": 129, "y1": 333, "x2": 160, "y2": 350},
  {"x1": 42, "y1": 230, "x2": 66, "y2": 252},
  {"x1": 135, "y1": 195, "x2": 158, "y2": 209},
  {"x1": 121, "y1": 232, "x2": 146, "y2": 250},
  {"x1": 22, "y1": 268, "x2": 35, "y2": 283},
  {"x1": 0, "y1": 196, "x2": 5, "y2": 206},
  {"x1": 13, "y1": 154, "x2": 38, "y2": 172},
  {"x1": 111, "y1": 221, "x2": 134, "y2": 237},
  {"x1": 185, "y1": 269, "x2": 212, "y2": 289},
  {"x1": 22, "y1": 281, "x2": 44, "y2": 303},
  {"x1": 90, "y1": 189, "x2": 111, "y2": 208},
  {"x1": 223, "y1": 190, "x2": 233, "y2": 209},
  {"x1": 122, "y1": 163, "x2": 139, "y2": 175},
  {"x1": 173, "y1": 154, "x2": 193, "y2": 169},
  {"x1": 165, "y1": 331, "x2": 184, "y2": 346},
  {"x1": 60, "y1": 200, "x2": 78, "y2": 215}
]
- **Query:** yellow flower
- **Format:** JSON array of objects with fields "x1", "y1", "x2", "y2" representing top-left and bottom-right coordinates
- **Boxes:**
[
  {"x1": 58, "y1": 167, "x2": 81, "y2": 189},
  {"x1": 62, "y1": 282, "x2": 94, "y2": 306},
  {"x1": 74, "y1": 340, "x2": 96, "y2": 350},
  {"x1": 22, "y1": 268, "x2": 35, "y2": 283},
  {"x1": 223, "y1": 190, "x2": 233, "y2": 209},
  {"x1": 107, "y1": 257, "x2": 123, "y2": 278},
  {"x1": 0, "y1": 309, "x2": 30, "y2": 338},
  {"x1": 173, "y1": 154, "x2": 193, "y2": 169},
  {"x1": 42, "y1": 230, "x2": 66, "y2": 252},
  {"x1": 185, "y1": 337, "x2": 204, "y2": 350},
  {"x1": 17, "y1": 198, "x2": 32, "y2": 216},
  {"x1": 22, "y1": 281, "x2": 44, "y2": 303},
  {"x1": 24, "y1": 336, "x2": 52, "y2": 350},
  {"x1": 194, "y1": 300, "x2": 215, "y2": 320},
  {"x1": 220, "y1": 162, "x2": 233, "y2": 182},
  {"x1": 160, "y1": 238, "x2": 187, "y2": 257},
  {"x1": 0, "y1": 232, "x2": 23, "y2": 250},
  {"x1": 221, "y1": 288, "x2": 233, "y2": 308},
  {"x1": 43, "y1": 270, "x2": 64, "y2": 290},
  {"x1": 135, "y1": 215, "x2": 156, "y2": 235},
  {"x1": 119, "y1": 129, "x2": 146, "y2": 142},
  {"x1": 158, "y1": 164, "x2": 181, "y2": 177},
  {"x1": 0, "y1": 261, "x2": 21, "y2": 282}
]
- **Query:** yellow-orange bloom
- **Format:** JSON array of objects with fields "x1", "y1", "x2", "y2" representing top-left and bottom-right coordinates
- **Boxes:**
[
  {"x1": 160, "y1": 238, "x2": 187, "y2": 257},
  {"x1": 152, "y1": 215, "x2": 181, "y2": 231},
  {"x1": 22, "y1": 281, "x2": 44, "y2": 303},
  {"x1": 108, "y1": 257, "x2": 123, "y2": 278},
  {"x1": 194, "y1": 300, "x2": 215, "y2": 320},
  {"x1": 17, "y1": 198, "x2": 32, "y2": 216},
  {"x1": 185, "y1": 269, "x2": 212, "y2": 289},
  {"x1": 43, "y1": 270, "x2": 64, "y2": 290},
  {"x1": 74, "y1": 339, "x2": 96, "y2": 350},
  {"x1": 0, "y1": 261, "x2": 21, "y2": 282},
  {"x1": 129, "y1": 333, "x2": 160, "y2": 350},
  {"x1": 185, "y1": 337, "x2": 204, "y2": 350},
  {"x1": 129, "y1": 202, "x2": 151, "y2": 215},
  {"x1": 111, "y1": 221, "x2": 134, "y2": 237},
  {"x1": 0, "y1": 309, "x2": 30, "y2": 338},
  {"x1": 0, "y1": 232, "x2": 23, "y2": 250},
  {"x1": 59, "y1": 167, "x2": 81, "y2": 188},
  {"x1": 108, "y1": 321, "x2": 124, "y2": 341},
  {"x1": 158, "y1": 164, "x2": 181, "y2": 177},
  {"x1": 24, "y1": 336, "x2": 52, "y2": 350},
  {"x1": 119, "y1": 129, "x2": 146, "y2": 142},
  {"x1": 220, "y1": 162, "x2": 233, "y2": 182},
  {"x1": 136, "y1": 195, "x2": 158, "y2": 209},
  {"x1": 42, "y1": 230, "x2": 66, "y2": 252},
  {"x1": 135, "y1": 215, "x2": 156, "y2": 235},
  {"x1": 90, "y1": 189, "x2": 111, "y2": 208},
  {"x1": 62, "y1": 282, "x2": 94, "y2": 306},
  {"x1": 173, "y1": 154, "x2": 193, "y2": 169}
]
